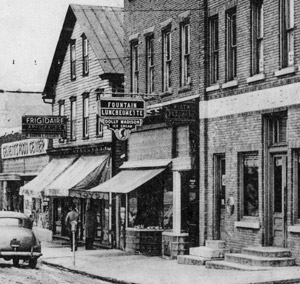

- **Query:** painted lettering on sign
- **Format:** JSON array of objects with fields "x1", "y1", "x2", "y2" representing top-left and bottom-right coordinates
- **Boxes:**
[
  {"x1": 1, "y1": 139, "x2": 48, "y2": 159},
  {"x1": 99, "y1": 97, "x2": 146, "y2": 140},
  {"x1": 22, "y1": 115, "x2": 67, "y2": 139}
]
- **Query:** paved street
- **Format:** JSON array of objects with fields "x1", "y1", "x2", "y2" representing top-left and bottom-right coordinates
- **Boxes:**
[{"x1": 0, "y1": 259, "x2": 109, "y2": 284}]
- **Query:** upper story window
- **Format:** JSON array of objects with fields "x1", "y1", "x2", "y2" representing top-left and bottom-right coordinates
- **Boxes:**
[
  {"x1": 83, "y1": 94, "x2": 89, "y2": 138},
  {"x1": 70, "y1": 97, "x2": 77, "y2": 140},
  {"x1": 281, "y1": 0, "x2": 294, "y2": 67},
  {"x1": 70, "y1": 40, "x2": 76, "y2": 80},
  {"x1": 131, "y1": 41, "x2": 139, "y2": 93},
  {"x1": 146, "y1": 36, "x2": 154, "y2": 94},
  {"x1": 58, "y1": 100, "x2": 65, "y2": 142},
  {"x1": 162, "y1": 28, "x2": 172, "y2": 92},
  {"x1": 82, "y1": 36, "x2": 89, "y2": 76},
  {"x1": 252, "y1": 0, "x2": 264, "y2": 75},
  {"x1": 265, "y1": 112, "x2": 287, "y2": 146},
  {"x1": 58, "y1": 100, "x2": 65, "y2": 116},
  {"x1": 96, "y1": 90, "x2": 103, "y2": 137},
  {"x1": 226, "y1": 8, "x2": 237, "y2": 81},
  {"x1": 180, "y1": 21, "x2": 191, "y2": 87},
  {"x1": 209, "y1": 16, "x2": 219, "y2": 84}
]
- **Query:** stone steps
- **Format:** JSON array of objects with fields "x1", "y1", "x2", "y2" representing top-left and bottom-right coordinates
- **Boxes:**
[
  {"x1": 205, "y1": 260, "x2": 272, "y2": 271},
  {"x1": 225, "y1": 253, "x2": 295, "y2": 267},
  {"x1": 178, "y1": 240, "x2": 227, "y2": 266},
  {"x1": 242, "y1": 247, "x2": 291, "y2": 258},
  {"x1": 206, "y1": 246, "x2": 296, "y2": 270}
]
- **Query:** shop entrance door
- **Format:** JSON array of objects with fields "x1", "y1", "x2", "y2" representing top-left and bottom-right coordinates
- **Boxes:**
[
  {"x1": 215, "y1": 155, "x2": 226, "y2": 240},
  {"x1": 271, "y1": 154, "x2": 287, "y2": 247}
]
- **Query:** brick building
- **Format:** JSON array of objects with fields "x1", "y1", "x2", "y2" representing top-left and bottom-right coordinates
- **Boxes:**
[
  {"x1": 21, "y1": 5, "x2": 125, "y2": 248},
  {"x1": 115, "y1": 0, "x2": 205, "y2": 258},
  {"x1": 199, "y1": 0, "x2": 300, "y2": 262}
]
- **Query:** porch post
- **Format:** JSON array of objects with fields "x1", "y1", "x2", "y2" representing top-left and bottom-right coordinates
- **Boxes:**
[
  {"x1": 3, "y1": 181, "x2": 7, "y2": 210},
  {"x1": 173, "y1": 171, "x2": 181, "y2": 235},
  {"x1": 109, "y1": 192, "x2": 112, "y2": 245}
]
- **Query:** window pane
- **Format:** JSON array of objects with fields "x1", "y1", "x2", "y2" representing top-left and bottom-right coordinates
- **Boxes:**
[
  {"x1": 274, "y1": 157, "x2": 282, "y2": 213},
  {"x1": 243, "y1": 155, "x2": 259, "y2": 217}
]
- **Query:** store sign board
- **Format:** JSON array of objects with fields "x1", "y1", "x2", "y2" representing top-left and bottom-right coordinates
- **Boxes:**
[
  {"x1": 99, "y1": 97, "x2": 146, "y2": 140},
  {"x1": 1, "y1": 138, "x2": 48, "y2": 159},
  {"x1": 163, "y1": 102, "x2": 197, "y2": 126},
  {"x1": 22, "y1": 115, "x2": 67, "y2": 139}
]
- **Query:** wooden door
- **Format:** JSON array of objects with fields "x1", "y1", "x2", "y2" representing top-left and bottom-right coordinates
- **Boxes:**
[{"x1": 272, "y1": 155, "x2": 287, "y2": 247}]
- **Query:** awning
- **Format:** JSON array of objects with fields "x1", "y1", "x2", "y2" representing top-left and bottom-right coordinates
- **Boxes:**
[
  {"x1": 0, "y1": 173, "x2": 22, "y2": 181},
  {"x1": 44, "y1": 155, "x2": 109, "y2": 197},
  {"x1": 19, "y1": 157, "x2": 76, "y2": 198},
  {"x1": 88, "y1": 167, "x2": 167, "y2": 194}
]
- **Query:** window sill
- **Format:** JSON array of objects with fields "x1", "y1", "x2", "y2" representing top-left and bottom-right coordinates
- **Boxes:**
[
  {"x1": 288, "y1": 226, "x2": 300, "y2": 234},
  {"x1": 178, "y1": 84, "x2": 192, "y2": 93},
  {"x1": 96, "y1": 134, "x2": 103, "y2": 138},
  {"x1": 83, "y1": 136, "x2": 89, "y2": 140},
  {"x1": 206, "y1": 84, "x2": 220, "y2": 92},
  {"x1": 275, "y1": 66, "x2": 296, "y2": 77},
  {"x1": 160, "y1": 88, "x2": 173, "y2": 98},
  {"x1": 234, "y1": 221, "x2": 260, "y2": 229},
  {"x1": 247, "y1": 73, "x2": 265, "y2": 84},
  {"x1": 70, "y1": 138, "x2": 77, "y2": 142},
  {"x1": 222, "y1": 79, "x2": 238, "y2": 89}
]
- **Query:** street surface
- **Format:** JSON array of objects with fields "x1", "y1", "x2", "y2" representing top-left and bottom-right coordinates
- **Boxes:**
[{"x1": 0, "y1": 259, "x2": 110, "y2": 284}]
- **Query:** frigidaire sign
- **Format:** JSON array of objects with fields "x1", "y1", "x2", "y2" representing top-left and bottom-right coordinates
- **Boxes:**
[
  {"x1": 1, "y1": 139, "x2": 48, "y2": 159},
  {"x1": 22, "y1": 115, "x2": 67, "y2": 139}
]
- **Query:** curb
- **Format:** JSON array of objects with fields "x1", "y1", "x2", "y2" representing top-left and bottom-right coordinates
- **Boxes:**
[
  {"x1": 42, "y1": 260, "x2": 141, "y2": 284},
  {"x1": 247, "y1": 279, "x2": 300, "y2": 284}
]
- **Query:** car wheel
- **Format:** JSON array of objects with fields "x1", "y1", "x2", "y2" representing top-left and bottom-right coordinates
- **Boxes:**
[
  {"x1": 29, "y1": 258, "x2": 37, "y2": 269},
  {"x1": 13, "y1": 258, "x2": 19, "y2": 267}
]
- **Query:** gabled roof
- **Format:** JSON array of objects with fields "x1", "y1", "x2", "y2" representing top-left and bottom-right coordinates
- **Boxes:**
[{"x1": 43, "y1": 4, "x2": 124, "y2": 98}]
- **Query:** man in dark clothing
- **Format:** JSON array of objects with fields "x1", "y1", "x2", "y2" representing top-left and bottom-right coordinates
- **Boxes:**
[
  {"x1": 85, "y1": 205, "x2": 98, "y2": 250},
  {"x1": 65, "y1": 205, "x2": 79, "y2": 251}
]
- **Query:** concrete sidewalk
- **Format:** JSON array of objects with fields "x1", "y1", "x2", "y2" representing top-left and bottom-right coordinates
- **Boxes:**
[{"x1": 41, "y1": 241, "x2": 300, "y2": 284}]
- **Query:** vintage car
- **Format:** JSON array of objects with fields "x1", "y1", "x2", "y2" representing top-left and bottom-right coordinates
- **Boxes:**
[{"x1": 0, "y1": 211, "x2": 42, "y2": 268}]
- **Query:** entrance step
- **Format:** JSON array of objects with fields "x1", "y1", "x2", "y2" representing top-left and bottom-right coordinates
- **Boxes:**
[
  {"x1": 241, "y1": 246, "x2": 291, "y2": 258},
  {"x1": 206, "y1": 246, "x2": 295, "y2": 270},
  {"x1": 177, "y1": 255, "x2": 210, "y2": 266},
  {"x1": 178, "y1": 240, "x2": 229, "y2": 266},
  {"x1": 206, "y1": 260, "x2": 272, "y2": 271},
  {"x1": 225, "y1": 253, "x2": 295, "y2": 267},
  {"x1": 190, "y1": 246, "x2": 230, "y2": 259},
  {"x1": 205, "y1": 240, "x2": 226, "y2": 249}
]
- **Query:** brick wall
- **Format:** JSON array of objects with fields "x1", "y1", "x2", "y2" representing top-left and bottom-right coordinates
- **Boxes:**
[
  {"x1": 124, "y1": 0, "x2": 205, "y2": 104},
  {"x1": 201, "y1": 0, "x2": 300, "y2": 254}
]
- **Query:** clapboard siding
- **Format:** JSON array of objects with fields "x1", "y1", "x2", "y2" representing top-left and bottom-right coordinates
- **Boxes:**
[{"x1": 53, "y1": 21, "x2": 112, "y2": 148}]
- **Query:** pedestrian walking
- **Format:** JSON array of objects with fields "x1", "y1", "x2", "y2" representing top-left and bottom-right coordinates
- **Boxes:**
[{"x1": 65, "y1": 204, "x2": 79, "y2": 251}]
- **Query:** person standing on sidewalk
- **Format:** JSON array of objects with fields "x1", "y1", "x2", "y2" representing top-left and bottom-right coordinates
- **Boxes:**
[
  {"x1": 65, "y1": 204, "x2": 79, "y2": 251},
  {"x1": 85, "y1": 201, "x2": 98, "y2": 250}
]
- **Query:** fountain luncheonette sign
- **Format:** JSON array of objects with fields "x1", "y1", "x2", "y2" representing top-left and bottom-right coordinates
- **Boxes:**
[{"x1": 99, "y1": 97, "x2": 146, "y2": 140}]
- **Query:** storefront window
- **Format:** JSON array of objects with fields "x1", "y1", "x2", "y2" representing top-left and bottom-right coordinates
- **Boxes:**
[
  {"x1": 163, "y1": 174, "x2": 173, "y2": 230},
  {"x1": 128, "y1": 174, "x2": 166, "y2": 229},
  {"x1": 242, "y1": 154, "x2": 259, "y2": 217}
]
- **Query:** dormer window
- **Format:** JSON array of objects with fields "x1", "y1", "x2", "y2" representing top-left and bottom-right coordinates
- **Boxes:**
[
  {"x1": 70, "y1": 40, "x2": 76, "y2": 80},
  {"x1": 82, "y1": 36, "x2": 89, "y2": 76}
]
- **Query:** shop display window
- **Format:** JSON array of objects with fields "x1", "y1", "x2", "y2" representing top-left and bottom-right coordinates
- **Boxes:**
[
  {"x1": 242, "y1": 153, "x2": 259, "y2": 217},
  {"x1": 128, "y1": 174, "x2": 169, "y2": 229}
]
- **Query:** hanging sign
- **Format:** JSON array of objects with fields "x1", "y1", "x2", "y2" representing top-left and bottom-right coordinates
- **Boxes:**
[
  {"x1": 99, "y1": 97, "x2": 146, "y2": 140},
  {"x1": 163, "y1": 101, "x2": 197, "y2": 126},
  {"x1": 22, "y1": 115, "x2": 67, "y2": 139}
]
